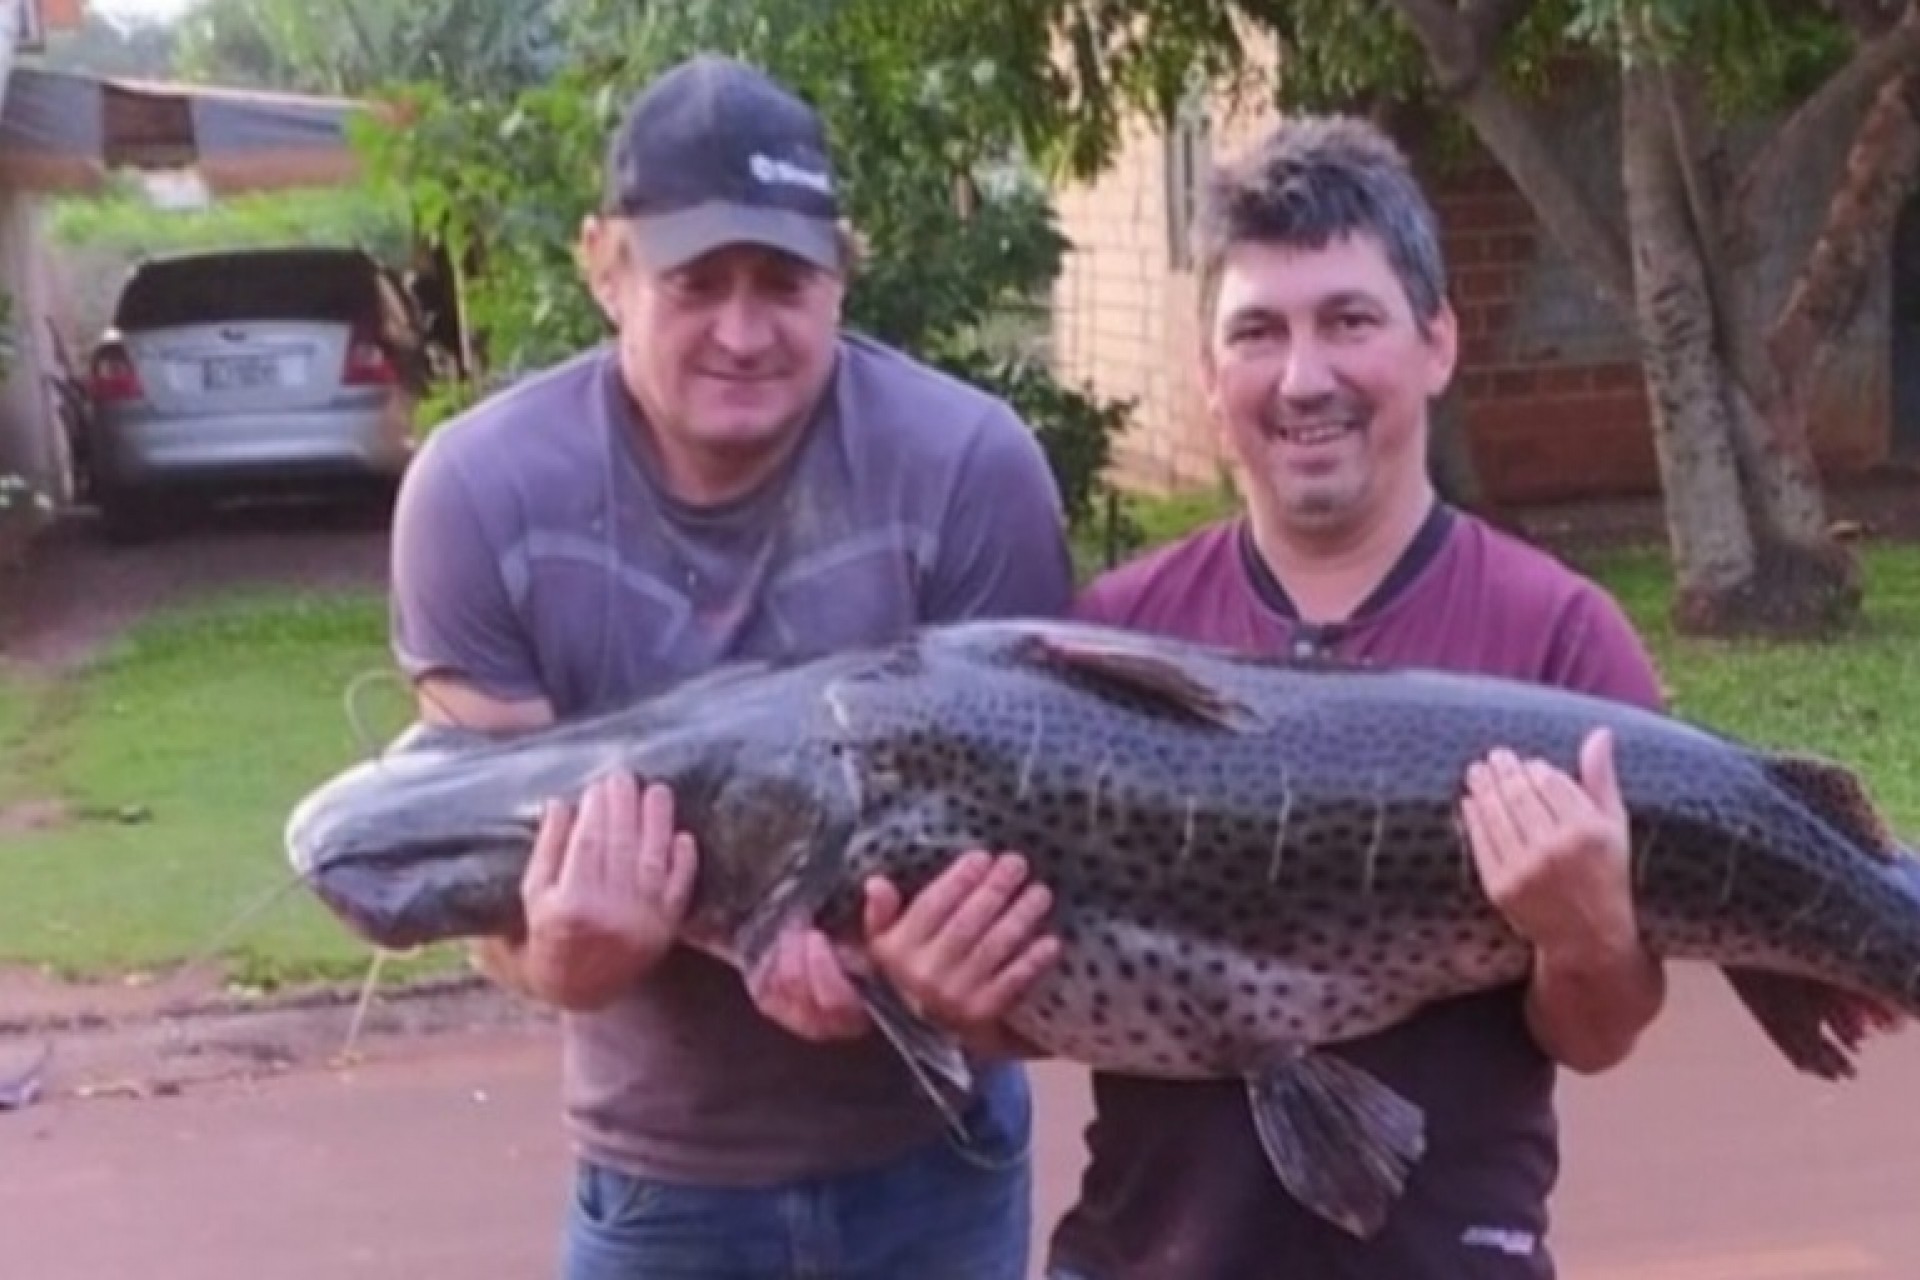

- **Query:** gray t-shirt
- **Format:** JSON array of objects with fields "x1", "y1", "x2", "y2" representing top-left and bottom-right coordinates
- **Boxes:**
[{"x1": 388, "y1": 332, "x2": 1075, "y2": 1183}]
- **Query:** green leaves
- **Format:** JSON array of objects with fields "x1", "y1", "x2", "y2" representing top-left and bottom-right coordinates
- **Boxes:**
[{"x1": 173, "y1": 0, "x2": 562, "y2": 99}]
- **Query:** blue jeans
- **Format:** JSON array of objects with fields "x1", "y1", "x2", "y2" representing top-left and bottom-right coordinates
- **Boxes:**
[{"x1": 561, "y1": 1062, "x2": 1033, "y2": 1279}]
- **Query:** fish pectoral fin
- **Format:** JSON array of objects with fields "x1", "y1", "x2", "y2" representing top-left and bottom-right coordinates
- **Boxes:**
[
  {"x1": 1762, "y1": 753, "x2": 1902, "y2": 861},
  {"x1": 1245, "y1": 1051, "x2": 1427, "y2": 1240},
  {"x1": 846, "y1": 970, "x2": 978, "y2": 1138},
  {"x1": 1721, "y1": 966, "x2": 1904, "y2": 1082},
  {"x1": 1028, "y1": 634, "x2": 1267, "y2": 732}
]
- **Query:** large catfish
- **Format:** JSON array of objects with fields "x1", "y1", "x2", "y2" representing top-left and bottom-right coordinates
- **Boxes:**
[{"x1": 284, "y1": 619, "x2": 1920, "y2": 1237}]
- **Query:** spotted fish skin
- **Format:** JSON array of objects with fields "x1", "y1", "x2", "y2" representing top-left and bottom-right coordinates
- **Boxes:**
[
  {"x1": 285, "y1": 617, "x2": 1920, "y2": 1237},
  {"x1": 785, "y1": 623, "x2": 1920, "y2": 1082}
]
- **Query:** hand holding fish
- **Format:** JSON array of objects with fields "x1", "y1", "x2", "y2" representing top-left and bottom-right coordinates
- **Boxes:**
[
  {"x1": 743, "y1": 928, "x2": 873, "y2": 1042},
  {"x1": 1459, "y1": 727, "x2": 1638, "y2": 963},
  {"x1": 517, "y1": 772, "x2": 697, "y2": 1011},
  {"x1": 1460, "y1": 726, "x2": 1666, "y2": 1072},
  {"x1": 862, "y1": 849, "x2": 1060, "y2": 1053}
]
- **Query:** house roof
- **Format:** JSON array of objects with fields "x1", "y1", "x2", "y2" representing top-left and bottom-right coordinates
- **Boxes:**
[{"x1": 0, "y1": 66, "x2": 378, "y2": 195}]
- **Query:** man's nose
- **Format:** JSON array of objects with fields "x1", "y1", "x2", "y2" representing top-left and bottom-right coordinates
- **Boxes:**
[
  {"x1": 1279, "y1": 335, "x2": 1337, "y2": 400},
  {"x1": 711, "y1": 289, "x2": 776, "y2": 355}
]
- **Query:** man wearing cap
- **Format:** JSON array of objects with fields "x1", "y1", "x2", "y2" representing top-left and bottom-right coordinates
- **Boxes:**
[{"x1": 386, "y1": 53, "x2": 1072, "y2": 1279}]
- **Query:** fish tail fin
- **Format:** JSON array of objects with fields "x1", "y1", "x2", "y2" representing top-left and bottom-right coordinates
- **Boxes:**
[{"x1": 1722, "y1": 966, "x2": 1906, "y2": 1081}]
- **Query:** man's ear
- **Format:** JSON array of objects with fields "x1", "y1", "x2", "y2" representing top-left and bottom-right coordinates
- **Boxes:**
[
  {"x1": 577, "y1": 214, "x2": 622, "y2": 324},
  {"x1": 1423, "y1": 298, "x2": 1460, "y2": 397}
]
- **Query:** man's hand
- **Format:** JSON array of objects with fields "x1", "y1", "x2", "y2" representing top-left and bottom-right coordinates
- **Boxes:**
[
  {"x1": 1461, "y1": 727, "x2": 1636, "y2": 960},
  {"x1": 1461, "y1": 726, "x2": 1665, "y2": 1071},
  {"x1": 864, "y1": 849, "x2": 1060, "y2": 1053},
  {"x1": 744, "y1": 928, "x2": 873, "y2": 1042},
  {"x1": 517, "y1": 772, "x2": 697, "y2": 1011}
]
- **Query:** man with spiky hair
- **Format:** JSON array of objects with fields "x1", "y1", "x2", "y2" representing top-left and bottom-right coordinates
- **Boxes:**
[{"x1": 864, "y1": 113, "x2": 1669, "y2": 1279}]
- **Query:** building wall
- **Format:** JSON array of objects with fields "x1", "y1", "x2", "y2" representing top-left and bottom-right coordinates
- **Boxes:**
[
  {"x1": 0, "y1": 2, "x2": 66, "y2": 557},
  {"x1": 1050, "y1": 81, "x2": 1896, "y2": 505},
  {"x1": 0, "y1": 188, "x2": 64, "y2": 502}
]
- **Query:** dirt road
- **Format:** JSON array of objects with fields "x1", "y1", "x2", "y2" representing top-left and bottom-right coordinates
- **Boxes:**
[
  {"x1": 5, "y1": 967, "x2": 1919, "y2": 1280},
  {"x1": 0, "y1": 505, "x2": 389, "y2": 671}
]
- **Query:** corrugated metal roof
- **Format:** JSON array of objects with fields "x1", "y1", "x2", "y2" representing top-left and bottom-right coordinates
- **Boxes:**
[{"x1": 0, "y1": 66, "x2": 376, "y2": 194}]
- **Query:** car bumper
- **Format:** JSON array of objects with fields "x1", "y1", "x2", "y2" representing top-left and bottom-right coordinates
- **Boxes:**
[{"x1": 89, "y1": 401, "x2": 414, "y2": 495}]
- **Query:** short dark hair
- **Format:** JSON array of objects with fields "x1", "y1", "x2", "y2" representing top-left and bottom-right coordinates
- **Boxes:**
[{"x1": 1193, "y1": 115, "x2": 1448, "y2": 335}]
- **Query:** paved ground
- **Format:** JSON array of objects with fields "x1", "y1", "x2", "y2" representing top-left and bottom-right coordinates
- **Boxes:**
[{"x1": 4, "y1": 967, "x2": 1919, "y2": 1280}]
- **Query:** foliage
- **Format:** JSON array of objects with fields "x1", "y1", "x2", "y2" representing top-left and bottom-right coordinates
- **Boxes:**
[
  {"x1": 44, "y1": 184, "x2": 412, "y2": 263},
  {"x1": 27, "y1": 8, "x2": 178, "y2": 78},
  {"x1": 351, "y1": 0, "x2": 1136, "y2": 531},
  {"x1": 172, "y1": 0, "x2": 564, "y2": 99},
  {"x1": 997, "y1": 0, "x2": 1859, "y2": 152}
]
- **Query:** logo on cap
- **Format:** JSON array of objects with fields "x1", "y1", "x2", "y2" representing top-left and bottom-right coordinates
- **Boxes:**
[{"x1": 749, "y1": 152, "x2": 833, "y2": 196}]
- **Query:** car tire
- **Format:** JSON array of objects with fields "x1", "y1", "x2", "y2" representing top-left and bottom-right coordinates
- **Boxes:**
[{"x1": 97, "y1": 492, "x2": 166, "y2": 545}]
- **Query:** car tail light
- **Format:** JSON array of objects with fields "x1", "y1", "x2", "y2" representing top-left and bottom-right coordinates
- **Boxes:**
[
  {"x1": 90, "y1": 343, "x2": 144, "y2": 403},
  {"x1": 343, "y1": 325, "x2": 396, "y2": 386}
]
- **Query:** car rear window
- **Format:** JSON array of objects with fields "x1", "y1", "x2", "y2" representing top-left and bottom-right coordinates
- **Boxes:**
[{"x1": 113, "y1": 253, "x2": 382, "y2": 330}]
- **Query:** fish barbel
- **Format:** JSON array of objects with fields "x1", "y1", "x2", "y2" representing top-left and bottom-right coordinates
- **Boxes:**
[{"x1": 284, "y1": 618, "x2": 1920, "y2": 1236}]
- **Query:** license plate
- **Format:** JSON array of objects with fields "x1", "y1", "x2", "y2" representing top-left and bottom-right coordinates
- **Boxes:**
[{"x1": 203, "y1": 354, "x2": 280, "y2": 391}]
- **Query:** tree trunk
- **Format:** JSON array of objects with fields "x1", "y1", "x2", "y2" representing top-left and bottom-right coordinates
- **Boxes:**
[
  {"x1": 1387, "y1": 0, "x2": 1908, "y2": 634},
  {"x1": 1625, "y1": 62, "x2": 1870, "y2": 636},
  {"x1": 1618, "y1": 63, "x2": 1764, "y2": 631}
]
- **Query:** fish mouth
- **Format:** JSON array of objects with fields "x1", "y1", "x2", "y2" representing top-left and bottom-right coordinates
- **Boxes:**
[
  {"x1": 300, "y1": 831, "x2": 536, "y2": 950},
  {"x1": 286, "y1": 788, "x2": 541, "y2": 950}
]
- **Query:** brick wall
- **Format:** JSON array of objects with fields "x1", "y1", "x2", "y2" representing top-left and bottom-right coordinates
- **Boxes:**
[
  {"x1": 1051, "y1": 101, "x2": 1268, "y2": 493},
  {"x1": 1426, "y1": 159, "x2": 1659, "y2": 504},
  {"x1": 1050, "y1": 90, "x2": 1896, "y2": 506}
]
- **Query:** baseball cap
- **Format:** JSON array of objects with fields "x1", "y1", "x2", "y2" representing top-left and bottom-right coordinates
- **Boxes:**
[{"x1": 604, "y1": 54, "x2": 843, "y2": 273}]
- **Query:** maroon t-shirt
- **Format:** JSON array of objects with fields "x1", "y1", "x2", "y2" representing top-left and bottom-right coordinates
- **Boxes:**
[{"x1": 1048, "y1": 503, "x2": 1664, "y2": 1280}]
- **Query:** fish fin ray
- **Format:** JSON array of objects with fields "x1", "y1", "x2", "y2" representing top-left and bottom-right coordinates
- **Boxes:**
[
  {"x1": 1762, "y1": 754, "x2": 1902, "y2": 862},
  {"x1": 1026, "y1": 634, "x2": 1267, "y2": 732},
  {"x1": 1245, "y1": 1051, "x2": 1427, "y2": 1239},
  {"x1": 845, "y1": 969, "x2": 978, "y2": 1138},
  {"x1": 1722, "y1": 966, "x2": 1904, "y2": 1081}
]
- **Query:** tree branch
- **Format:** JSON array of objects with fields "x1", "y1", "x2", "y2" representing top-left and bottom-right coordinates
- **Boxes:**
[
  {"x1": 1393, "y1": 0, "x2": 1493, "y2": 94},
  {"x1": 1654, "y1": 59, "x2": 1768, "y2": 400},
  {"x1": 1464, "y1": 0, "x2": 1532, "y2": 54},
  {"x1": 1768, "y1": 67, "x2": 1920, "y2": 416},
  {"x1": 1827, "y1": 0, "x2": 1905, "y2": 39},
  {"x1": 1390, "y1": 0, "x2": 1635, "y2": 311},
  {"x1": 1732, "y1": 0, "x2": 1920, "y2": 249}
]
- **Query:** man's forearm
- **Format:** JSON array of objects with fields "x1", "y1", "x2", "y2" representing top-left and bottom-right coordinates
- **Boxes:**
[{"x1": 1524, "y1": 940, "x2": 1666, "y2": 1074}]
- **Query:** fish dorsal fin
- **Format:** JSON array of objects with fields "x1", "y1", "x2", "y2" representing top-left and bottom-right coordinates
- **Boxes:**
[
  {"x1": 1029, "y1": 632, "x2": 1267, "y2": 732},
  {"x1": 1763, "y1": 753, "x2": 1900, "y2": 861}
]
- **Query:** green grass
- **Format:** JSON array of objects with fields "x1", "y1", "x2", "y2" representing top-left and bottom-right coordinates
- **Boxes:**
[
  {"x1": 4, "y1": 505, "x2": 1920, "y2": 988},
  {"x1": 0, "y1": 589, "x2": 463, "y2": 988},
  {"x1": 0, "y1": 675, "x2": 37, "y2": 810}
]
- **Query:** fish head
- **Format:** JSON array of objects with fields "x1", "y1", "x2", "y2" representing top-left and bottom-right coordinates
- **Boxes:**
[
  {"x1": 285, "y1": 684, "x2": 859, "y2": 960},
  {"x1": 284, "y1": 720, "x2": 625, "y2": 950}
]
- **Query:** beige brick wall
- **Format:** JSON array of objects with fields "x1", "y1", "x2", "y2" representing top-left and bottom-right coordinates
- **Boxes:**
[{"x1": 1050, "y1": 93, "x2": 1274, "y2": 494}]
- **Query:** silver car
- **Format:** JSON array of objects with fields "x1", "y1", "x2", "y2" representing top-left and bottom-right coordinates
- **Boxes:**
[{"x1": 82, "y1": 245, "x2": 422, "y2": 541}]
